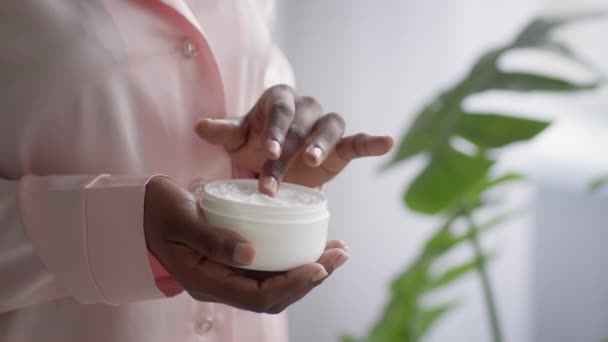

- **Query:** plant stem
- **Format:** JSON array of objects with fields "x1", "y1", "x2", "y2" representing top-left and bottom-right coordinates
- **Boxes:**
[{"x1": 467, "y1": 216, "x2": 503, "y2": 342}]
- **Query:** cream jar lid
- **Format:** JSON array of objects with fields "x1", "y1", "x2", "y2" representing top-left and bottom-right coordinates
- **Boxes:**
[{"x1": 200, "y1": 179, "x2": 328, "y2": 223}]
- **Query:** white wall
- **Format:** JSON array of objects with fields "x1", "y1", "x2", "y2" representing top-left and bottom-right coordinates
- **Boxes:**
[{"x1": 275, "y1": 1, "x2": 608, "y2": 342}]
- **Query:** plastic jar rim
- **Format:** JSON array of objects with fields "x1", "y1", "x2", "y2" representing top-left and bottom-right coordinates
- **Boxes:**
[{"x1": 200, "y1": 179, "x2": 328, "y2": 217}]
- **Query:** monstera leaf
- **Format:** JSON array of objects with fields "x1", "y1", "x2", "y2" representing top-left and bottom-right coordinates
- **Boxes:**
[
  {"x1": 590, "y1": 175, "x2": 608, "y2": 192},
  {"x1": 345, "y1": 13, "x2": 605, "y2": 342},
  {"x1": 342, "y1": 212, "x2": 511, "y2": 342},
  {"x1": 386, "y1": 13, "x2": 602, "y2": 217}
]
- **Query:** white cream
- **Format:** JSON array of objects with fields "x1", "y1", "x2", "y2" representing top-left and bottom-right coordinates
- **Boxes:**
[{"x1": 206, "y1": 181, "x2": 321, "y2": 207}]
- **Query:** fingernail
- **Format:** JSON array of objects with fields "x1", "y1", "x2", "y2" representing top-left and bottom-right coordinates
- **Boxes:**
[
  {"x1": 233, "y1": 243, "x2": 255, "y2": 265},
  {"x1": 194, "y1": 119, "x2": 210, "y2": 133},
  {"x1": 337, "y1": 240, "x2": 350, "y2": 252},
  {"x1": 262, "y1": 177, "x2": 278, "y2": 195},
  {"x1": 267, "y1": 140, "x2": 281, "y2": 159},
  {"x1": 333, "y1": 253, "x2": 350, "y2": 269},
  {"x1": 311, "y1": 267, "x2": 329, "y2": 282},
  {"x1": 308, "y1": 146, "x2": 323, "y2": 165}
]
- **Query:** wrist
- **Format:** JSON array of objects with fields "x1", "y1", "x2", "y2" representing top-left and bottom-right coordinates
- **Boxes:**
[
  {"x1": 147, "y1": 249, "x2": 184, "y2": 297},
  {"x1": 143, "y1": 175, "x2": 172, "y2": 246}
]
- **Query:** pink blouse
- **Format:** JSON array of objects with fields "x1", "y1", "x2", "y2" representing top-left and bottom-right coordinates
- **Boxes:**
[{"x1": 0, "y1": 0, "x2": 294, "y2": 341}]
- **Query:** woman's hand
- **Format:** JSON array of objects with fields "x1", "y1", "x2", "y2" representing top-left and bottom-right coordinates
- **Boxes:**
[
  {"x1": 195, "y1": 84, "x2": 394, "y2": 196},
  {"x1": 144, "y1": 176, "x2": 348, "y2": 313}
]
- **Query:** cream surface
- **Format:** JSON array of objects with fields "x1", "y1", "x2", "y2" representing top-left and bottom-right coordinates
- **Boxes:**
[{"x1": 206, "y1": 181, "x2": 321, "y2": 207}]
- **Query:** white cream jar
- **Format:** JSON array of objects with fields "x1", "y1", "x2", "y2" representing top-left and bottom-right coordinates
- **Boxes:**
[{"x1": 200, "y1": 179, "x2": 329, "y2": 271}]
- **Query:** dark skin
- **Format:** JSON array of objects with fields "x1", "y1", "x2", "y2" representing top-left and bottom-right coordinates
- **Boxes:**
[{"x1": 145, "y1": 84, "x2": 394, "y2": 314}]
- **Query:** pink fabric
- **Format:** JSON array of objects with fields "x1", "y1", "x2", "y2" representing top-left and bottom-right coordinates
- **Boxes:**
[
  {"x1": 0, "y1": 1, "x2": 294, "y2": 341},
  {"x1": 148, "y1": 251, "x2": 184, "y2": 297}
]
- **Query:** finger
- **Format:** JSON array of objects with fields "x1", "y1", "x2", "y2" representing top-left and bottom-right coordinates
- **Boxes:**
[
  {"x1": 259, "y1": 85, "x2": 297, "y2": 159},
  {"x1": 326, "y1": 239, "x2": 350, "y2": 252},
  {"x1": 194, "y1": 118, "x2": 248, "y2": 152},
  {"x1": 187, "y1": 249, "x2": 348, "y2": 314},
  {"x1": 336, "y1": 134, "x2": 394, "y2": 161},
  {"x1": 267, "y1": 248, "x2": 350, "y2": 313},
  {"x1": 322, "y1": 134, "x2": 394, "y2": 174},
  {"x1": 259, "y1": 96, "x2": 322, "y2": 196},
  {"x1": 303, "y1": 113, "x2": 346, "y2": 167},
  {"x1": 235, "y1": 240, "x2": 349, "y2": 282},
  {"x1": 186, "y1": 258, "x2": 264, "y2": 308},
  {"x1": 265, "y1": 280, "x2": 316, "y2": 314},
  {"x1": 314, "y1": 247, "x2": 350, "y2": 280},
  {"x1": 203, "y1": 260, "x2": 326, "y2": 313},
  {"x1": 263, "y1": 248, "x2": 348, "y2": 304},
  {"x1": 254, "y1": 262, "x2": 328, "y2": 313}
]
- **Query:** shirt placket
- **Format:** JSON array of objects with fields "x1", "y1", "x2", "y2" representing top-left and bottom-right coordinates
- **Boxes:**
[
  {"x1": 128, "y1": 1, "x2": 230, "y2": 340},
  {"x1": 150, "y1": 0, "x2": 251, "y2": 183},
  {"x1": 141, "y1": 0, "x2": 228, "y2": 121}
]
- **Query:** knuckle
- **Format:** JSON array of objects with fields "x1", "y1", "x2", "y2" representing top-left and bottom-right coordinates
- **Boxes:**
[
  {"x1": 270, "y1": 84, "x2": 295, "y2": 95},
  {"x1": 326, "y1": 112, "x2": 346, "y2": 130},
  {"x1": 263, "y1": 159, "x2": 288, "y2": 178},
  {"x1": 353, "y1": 133, "x2": 367, "y2": 142},
  {"x1": 268, "y1": 126, "x2": 287, "y2": 144},
  {"x1": 297, "y1": 96, "x2": 322, "y2": 112},
  {"x1": 270, "y1": 101, "x2": 295, "y2": 120},
  {"x1": 202, "y1": 235, "x2": 221, "y2": 259},
  {"x1": 353, "y1": 133, "x2": 369, "y2": 156},
  {"x1": 287, "y1": 125, "x2": 307, "y2": 142},
  {"x1": 335, "y1": 141, "x2": 349, "y2": 162}
]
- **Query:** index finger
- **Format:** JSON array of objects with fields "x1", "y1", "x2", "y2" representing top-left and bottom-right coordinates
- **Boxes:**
[{"x1": 260, "y1": 84, "x2": 296, "y2": 159}]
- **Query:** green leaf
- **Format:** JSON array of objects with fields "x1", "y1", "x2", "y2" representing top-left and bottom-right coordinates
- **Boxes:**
[
  {"x1": 383, "y1": 13, "x2": 606, "y2": 172},
  {"x1": 368, "y1": 298, "x2": 419, "y2": 342},
  {"x1": 489, "y1": 71, "x2": 599, "y2": 92},
  {"x1": 425, "y1": 211, "x2": 514, "y2": 256},
  {"x1": 363, "y1": 216, "x2": 507, "y2": 342},
  {"x1": 471, "y1": 173, "x2": 527, "y2": 194},
  {"x1": 340, "y1": 336, "x2": 359, "y2": 342},
  {"x1": 424, "y1": 229, "x2": 471, "y2": 256},
  {"x1": 456, "y1": 113, "x2": 550, "y2": 148},
  {"x1": 512, "y1": 19, "x2": 561, "y2": 48},
  {"x1": 512, "y1": 12, "x2": 607, "y2": 49},
  {"x1": 589, "y1": 175, "x2": 608, "y2": 192},
  {"x1": 461, "y1": 173, "x2": 527, "y2": 208},
  {"x1": 429, "y1": 255, "x2": 491, "y2": 291},
  {"x1": 540, "y1": 41, "x2": 599, "y2": 74},
  {"x1": 424, "y1": 227, "x2": 460, "y2": 255},
  {"x1": 392, "y1": 262, "x2": 431, "y2": 296},
  {"x1": 356, "y1": 13, "x2": 607, "y2": 342},
  {"x1": 416, "y1": 302, "x2": 460, "y2": 338},
  {"x1": 464, "y1": 50, "x2": 503, "y2": 94},
  {"x1": 405, "y1": 147, "x2": 494, "y2": 214},
  {"x1": 385, "y1": 80, "x2": 472, "y2": 169},
  {"x1": 477, "y1": 211, "x2": 521, "y2": 232},
  {"x1": 388, "y1": 105, "x2": 444, "y2": 166},
  {"x1": 420, "y1": 216, "x2": 458, "y2": 254},
  {"x1": 386, "y1": 90, "x2": 463, "y2": 168}
]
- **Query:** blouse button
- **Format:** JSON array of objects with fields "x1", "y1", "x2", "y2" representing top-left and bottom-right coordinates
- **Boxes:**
[
  {"x1": 189, "y1": 178, "x2": 207, "y2": 198},
  {"x1": 195, "y1": 316, "x2": 214, "y2": 335},
  {"x1": 182, "y1": 38, "x2": 199, "y2": 58}
]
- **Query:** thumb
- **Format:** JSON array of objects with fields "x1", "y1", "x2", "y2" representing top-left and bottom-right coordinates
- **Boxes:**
[
  {"x1": 184, "y1": 219, "x2": 257, "y2": 267},
  {"x1": 195, "y1": 118, "x2": 247, "y2": 152}
]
